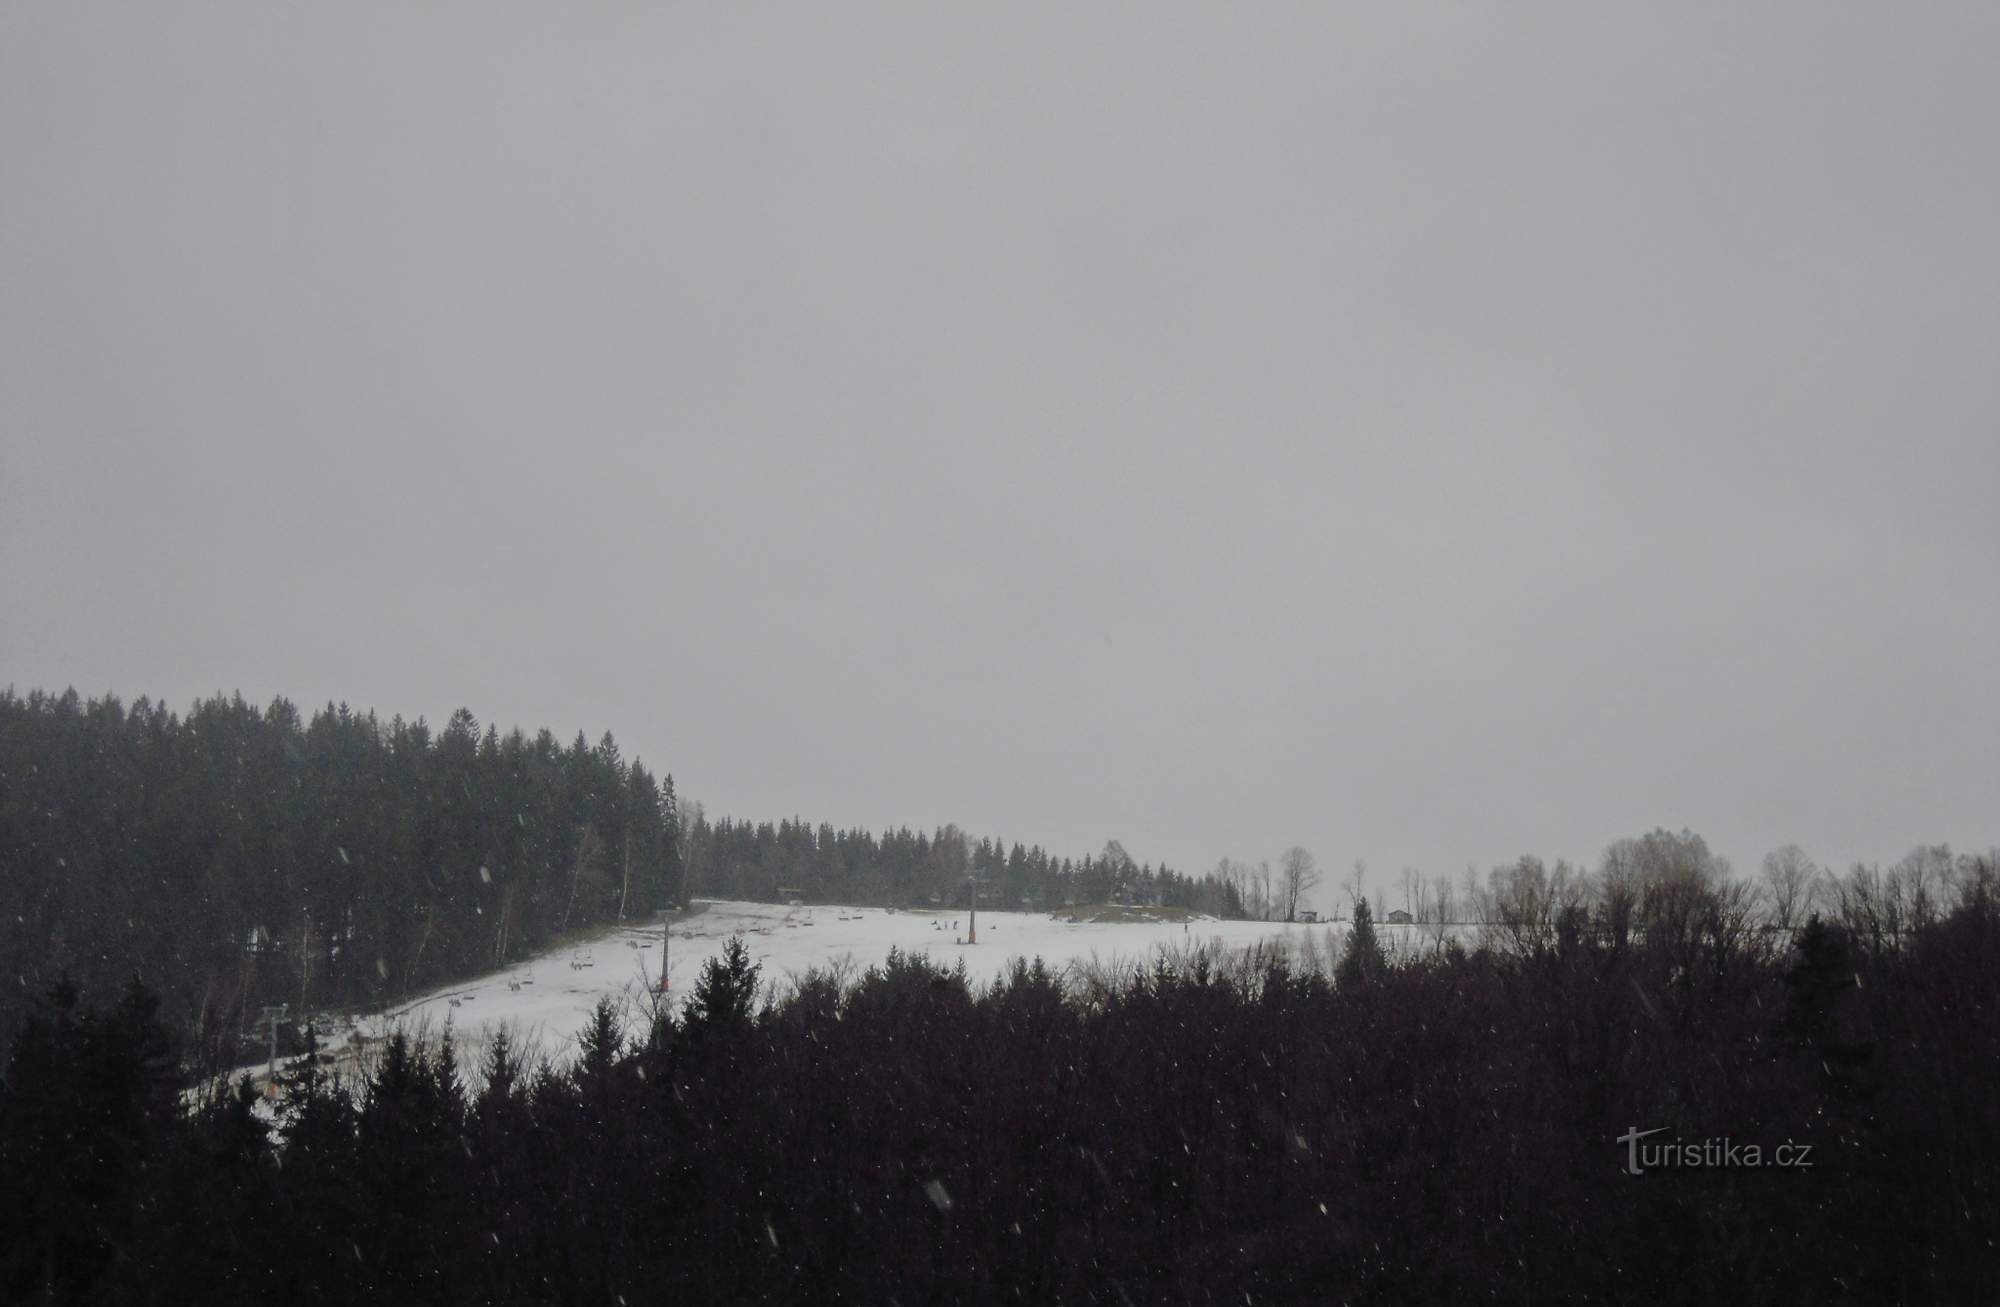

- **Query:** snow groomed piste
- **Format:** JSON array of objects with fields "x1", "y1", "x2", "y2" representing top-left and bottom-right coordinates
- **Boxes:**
[{"x1": 244, "y1": 899, "x2": 1382, "y2": 1092}]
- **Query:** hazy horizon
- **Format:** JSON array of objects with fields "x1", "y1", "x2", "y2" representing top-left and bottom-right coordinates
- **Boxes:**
[{"x1": 5, "y1": 5, "x2": 1996, "y2": 909}]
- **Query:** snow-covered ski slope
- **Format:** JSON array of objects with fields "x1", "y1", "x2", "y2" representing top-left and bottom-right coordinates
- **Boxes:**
[{"x1": 324, "y1": 900, "x2": 1360, "y2": 1077}]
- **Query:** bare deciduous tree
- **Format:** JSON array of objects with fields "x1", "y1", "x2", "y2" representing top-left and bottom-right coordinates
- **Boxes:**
[
  {"x1": 618, "y1": 822, "x2": 635, "y2": 920},
  {"x1": 677, "y1": 798, "x2": 707, "y2": 901},
  {"x1": 559, "y1": 824, "x2": 605, "y2": 934},
  {"x1": 1893, "y1": 844, "x2": 1953, "y2": 929},
  {"x1": 1279, "y1": 846, "x2": 1321, "y2": 922},
  {"x1": 1435, "y1": 873, "x2": 1461, "y2": 951},
  {"x1": 1760, "y1": 844, "x2": 1821, "y2": 931},
  {"x1": 1597, "y1": 843, "x2": 1642, "y2": 948},
  {"x1": 494, "y1": 882, "x2": 517, "y2": 967},
  {"x1": 1479, "y1": 856, "x2": 1592, "y2": 955}
]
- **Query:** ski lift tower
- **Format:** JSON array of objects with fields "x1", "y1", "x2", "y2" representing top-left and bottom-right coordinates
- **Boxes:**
[
  {"x1": 256, "y1": 1003, "x2": 290, "y2": 1082},
  {"x1": 965, "y1": 872, "x2": 988, "y2": 944}
]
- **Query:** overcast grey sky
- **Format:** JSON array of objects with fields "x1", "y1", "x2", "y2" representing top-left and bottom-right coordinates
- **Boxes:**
[{"x1": 4, "y1": 3, "x2": 1995, "y2": 904}]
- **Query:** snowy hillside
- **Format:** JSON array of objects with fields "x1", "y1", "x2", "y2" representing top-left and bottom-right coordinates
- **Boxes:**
[{"x1": 243, "y1": 900, "x2": 1363, "y2": 1091}]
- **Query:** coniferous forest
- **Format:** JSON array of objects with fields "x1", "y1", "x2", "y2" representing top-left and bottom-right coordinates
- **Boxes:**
[
  {"x1": 0, "y1": 689, "x2": 680, "y2": 1064},
  {"x1": 0, "y1": 688, "x2": 1238, "y2": 1062},
  {"x1": 4, "y1": 878, "x2": 1998, "y2": 1303},
  {"x1": 680, "y1": 813, "x2": 1244, "y2": 920}
]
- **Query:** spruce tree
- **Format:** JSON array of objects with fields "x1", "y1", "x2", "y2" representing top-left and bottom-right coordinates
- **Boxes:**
[
  {"x1": 682, "y1": 934, "x2": 761, "y2": 1040},
  {"x1": 1338, "y1": 897, "x2": 1386, "y2": 988}
]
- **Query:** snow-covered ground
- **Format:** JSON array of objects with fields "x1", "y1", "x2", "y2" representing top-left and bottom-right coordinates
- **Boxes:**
[{"x1": 240, "y1": 900, "x2": 1385, "y2": 1092}]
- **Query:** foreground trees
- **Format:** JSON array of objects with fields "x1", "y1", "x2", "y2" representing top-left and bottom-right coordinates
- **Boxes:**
[{"x1": 7, "y1": 865, "x2": 1998, "y2": 1303}]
